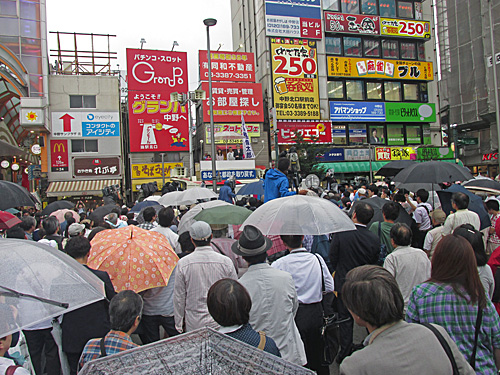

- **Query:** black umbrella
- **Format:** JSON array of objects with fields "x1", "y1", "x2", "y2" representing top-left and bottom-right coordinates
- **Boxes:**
[
  {"x1": 88, "y1": 204, "x2": 118, "y2": 223},
  {"x1": 0, "y1": 181, "x2": 36, "y2": 210},
  {"x1": 41, "y1": 200, "x2": 75, "y2": 216},
  {"x1": 392, "y1": 161, "x2": 473, "y2": 184},
  {"x1": 351, "y1": 197, "x2": 415, "y2": 228},
  {"x1": 376, "y1": 160, "x2": 416, "y2": 177},
  {"x1": 462, "y1": 178, "x2": 500, "y2": 194}
]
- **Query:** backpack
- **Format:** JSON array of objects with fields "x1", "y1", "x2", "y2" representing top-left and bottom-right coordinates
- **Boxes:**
[{"x1": 311, "y1": 235, "x2": 332, "y2": 272}]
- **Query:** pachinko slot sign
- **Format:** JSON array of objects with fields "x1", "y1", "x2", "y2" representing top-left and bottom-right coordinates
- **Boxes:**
[{"x1": 126, "y1": 49, "x2": 189, "y2": 152}]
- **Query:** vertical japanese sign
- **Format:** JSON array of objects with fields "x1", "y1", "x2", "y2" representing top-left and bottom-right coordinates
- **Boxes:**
[
  {"x1": 265, "y1": 0, "x2": 322, "y2": 39},
  {"x1": 50, "y1": 139, "x2": 69, "y2": 172},
  {"x1": 241, "y1": 115, "x2": 255, "y2": 159},
  {"x1": 199, "y1": 51, "x2": 255, "y2": 82},
  {"x1": 271, "y1": 38, "x2": 320, "y2": 120},
  {"x1": 126, "y1": 49, "x2": 189, "y2": 153}
]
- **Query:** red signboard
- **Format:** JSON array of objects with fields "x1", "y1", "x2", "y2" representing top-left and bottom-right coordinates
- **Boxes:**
[
  {"x1": 50, "y1": 139, "x2": 69, "y2": 172},
  {"x1": 126, "y1": 48, "x2": 189, "y2": 153},
  {"x1": 277, "y1": 121, "x2": 333, "y2": 144},
  {"x1": 324, "y1": 12, "x2": 380, "y2": 35},
  {"x1": 73, "y1": 157, "x2": 121, "y2": 178},
  {"x1": 300, "y1": 18, "x2": 323, "y2": 39},
  {"x1": 201, "y1": 82, "x2": 264, "y2": 123},
  {"x1": 199, "y1": 51, "x2": 255, "y2": 82}
]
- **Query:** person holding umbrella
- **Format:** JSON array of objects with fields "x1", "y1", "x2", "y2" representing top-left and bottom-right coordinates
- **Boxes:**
[
  {"x1": 263, "y1": 158, "x2": 296, "y2": 203},
  {"x1": 442, "y1": 192, "x2": 481, "y2": 235}
]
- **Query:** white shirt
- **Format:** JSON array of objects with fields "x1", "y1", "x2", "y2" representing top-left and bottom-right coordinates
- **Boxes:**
[
  {"x1": 442, "y1": 209, "x2": 481, "y2": 235},
  {"x1": 413, "y1": 203, "x2": 432, "y2": 231},
  {"x1": 151, "y1": 226, "x2": 180, "y2": 254},
  {"x1": 227, "y1": 151, "x2": 235, "y2": 160},
  {"x1": 141, "y1": 267, "x2": 176, "y2": 316},
  {"x1": 272, "y1": 248, "x2": 334, "y2": 304},
  {"x1": 0, "y1": 357, "x2": 30, "y2": 375}
]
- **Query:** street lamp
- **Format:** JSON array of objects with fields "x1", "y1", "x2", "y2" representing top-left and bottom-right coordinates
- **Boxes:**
[
  {"x1": 140, "y1": 38, "x2": 146, "y2": 49},
  {"x1": 204, "y1": 18, "x2": 218, "y2": 192},
  {"x1": 171, "y1": 41, "x2": 179, "y2": 51}
]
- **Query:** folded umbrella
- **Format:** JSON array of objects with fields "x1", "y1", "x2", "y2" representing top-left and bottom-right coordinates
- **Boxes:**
[
  {"x1": 178, "y1": 200, "x2": 231, "y2": 234},
  {"x1": 241, "y1": 195, "x2": 356, "y2": 235},
  {"x1": 41, "y1": 200, "x2": 75, "y2": 216},
  {"x1": 0, "y1": 239, "x2": 105, "y2": 338},
  {"x1": 50, "y1": 209, "x2": 80, "y2": 223},
  {"x1": 0, "y1": 181, "x2": 36, "y2": 210},
  {"x1": 0, "y1": 211, "x2": 21, "y2": 230},
  {"x1": 88, "y1": 226, "x2": 178, "y2": 293},
  {"x1": 194, "y1": 205, "x2": 252, "y2": 225},
  {"x1": 236, "y1": 181, "x2": 264, "y2": 196}
]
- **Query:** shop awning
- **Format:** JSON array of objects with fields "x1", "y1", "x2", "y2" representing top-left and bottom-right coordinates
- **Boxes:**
[
  {"x1": 46, "y1": 179, "x2": 120, "y2": 197},
  {"x1": 313, "y1": 159, "x2": 463, "y2": 174}
]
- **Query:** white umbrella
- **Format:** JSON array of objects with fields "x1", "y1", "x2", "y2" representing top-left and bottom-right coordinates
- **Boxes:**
[
  {"x1": 240, "y1": 195, "x2": 356, "y2": 235},
  {"x1": 178, "y1": 200, "x2": 231, "y2": 234},
  {"x1": 158, "y1": 191, "x2": 185, "y2": 206},
  {"x1": 0, "y1": 239, "x2": 105, "y2": 338},
  {"x1": 144, "y1": 195, "x2": 161, "y2": 202},
  {"x1": 178, "y1": 188, "x2": 218, "y2": 205},
  {"x1": 214, "y1": 131, "x2": 244, "y2": 141}
]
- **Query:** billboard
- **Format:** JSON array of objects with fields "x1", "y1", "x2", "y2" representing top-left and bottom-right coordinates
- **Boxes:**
[
  {"x1": 380, "y1": 18, "x2": 431, "y2": 39},
  {"x1": 131, "y1": 163, "x2": 183, "y2": 179},
  {"x1": 50, "y1": 139, "x2": 69, "y2": 172},
  {"x1": 73, "y1": 157, "x2": 121, "y2": 178},
  {"x1": 199, "y1": 51, "x2": 255, "y2": 82},
  {"x1": 271, "y1": 38, "x2": 320, "y2": 120},
  {"x1": 330, "y1": 102, "x2": 385, "y2": 121},
  {"x1": 277, "y1": 121, "x2": 333, "y2": 144},
  {"x1": 324, "y1": 12, "x2": 380, "y2": 35},
  {"x1": 375, "y1": 147, "x2": 417, "y2": 161},
  {"x1": 201, "y1": 82, "x2": 264, "y2": 123},
  {"x1": 265, "y1": 0, "x2": 322, "y2": 39},
  {"x1": 51, "y1": 112, "x2": 120, "y2": 138},
  {"x1": 385, "y1": 103, "x2": 436, "y2": 122},
  {"x1": 126, "y1": 49, "x2": 189, "y2": 152},
  {"x1": 327, "y1": 56, "x2": 433, "y2": 81},
  {"x1": 206, "y1": 123, "x2": 260, "y2": 144}
]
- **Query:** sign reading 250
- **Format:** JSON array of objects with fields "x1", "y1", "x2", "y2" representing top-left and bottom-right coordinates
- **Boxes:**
[{"x1": 272, "y1": 43, "x2": 318, "y2": 76}]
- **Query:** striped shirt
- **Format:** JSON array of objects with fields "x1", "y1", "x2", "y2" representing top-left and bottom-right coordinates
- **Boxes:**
[{"x1": 173, "y1": 246, "x2": 237, "y2": 333}]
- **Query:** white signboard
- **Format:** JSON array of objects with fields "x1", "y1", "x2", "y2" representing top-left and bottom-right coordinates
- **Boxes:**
[
  {"x1": 51, "y1": 112, "x2": 120, "y2": 138},
  {"x1": 20, "y1": 108, "x2": 45, "y2": 126}
]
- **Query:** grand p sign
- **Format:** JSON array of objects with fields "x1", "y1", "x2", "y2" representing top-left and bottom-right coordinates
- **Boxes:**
[{"x1": 50, "y1": 139, "x2": 69, "y2": 172}]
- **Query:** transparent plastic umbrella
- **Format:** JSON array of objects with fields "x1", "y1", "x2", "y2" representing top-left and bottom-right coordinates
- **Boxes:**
[
  {"x1": 178, "y1": 188, "x2": 218, "y2": 205},
  {"x1": 240, "y1": 195, "x2": 356, "y2": 235},
  {"x1": 158, "y1": 191, "x2": 185, "y2": 206},
  {"x1": 0, "y1": 239, "x2": 105, "y2": 338},
  {"x1": 178, "y1": 200, "x2": 231, "y2": 234}
]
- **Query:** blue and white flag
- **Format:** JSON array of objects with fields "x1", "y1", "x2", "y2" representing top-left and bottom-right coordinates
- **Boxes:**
[{"x1": 241, "y1": 115, "x2": 255, "y2": 159}]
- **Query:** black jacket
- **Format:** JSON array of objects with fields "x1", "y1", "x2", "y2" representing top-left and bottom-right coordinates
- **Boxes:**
[
  {"x1": 330, "y1": 224, "x2": 380, "y2": 293},
  {"x1": 61, "y1": 266, "x2": 116, "y2": 354}
]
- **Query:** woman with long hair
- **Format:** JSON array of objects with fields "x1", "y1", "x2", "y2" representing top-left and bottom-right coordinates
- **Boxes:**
[{"x1": 407, "y1": 234, "x2": 500, "y2": 374}]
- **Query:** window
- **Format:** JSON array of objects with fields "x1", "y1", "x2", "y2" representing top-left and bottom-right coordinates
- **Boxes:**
[
  {"x1": 348, "y1": 124, "x2": 367, "y2": 145},
  {"x1": 341, "y1": 0, "x2": 359, "y2": 14},
  {"x1": 423, "y1": 124, "x2": 431, "y2": 144},
  {"x1": 403, "y1": 83, "x2": 419, "y2": 101},
  {"x1": 71, "y1": 139, "x2": 98, "y2": 153},
  {"x1": 398, "y1": 1, "x2": 413, "y2": 18},
  {"x1": 328, "y1": 81, "x2": 344, "y2": 99},
  {"x1": 418, "y1": 42, "x2": 426, "y2": 60},
  {"x1": 382, "y1": 40, "x2": 399, "y2": 59},
  {"x1": 361, "y1": 0, "x2": 377, "y2": 14},
  {"x1": 379, "y1": 0, "x2": 396, "y2": 17},
  {"x1": 406, "y1": 125, "x2": 421, "y2": 144},
  {"x1": 70, "y1": 95, "x2": 96, "y2": 108},
  {"x1": 364, "y1": 39, "x2": 380, "y2": 57},
  {"x1": 370, "y1": 125, "x2": 385, "y2": 144},
  {"x1": 326, "y1": 37, "x2": 342, "y2": 55},
  {"x1": 0, "y1": 0, "x2": 17, "y2": 16},
  {"x1": 346, "y1": 80, "x2": 364, "y2": 100},
  {"x1": 323, "y1": 0, "x2": 340, "y2": 10},
  {"x1": 384, "y1": 81, "x2": 401, "y2": 101},
  {"x1": 366, "y1": 82, "x2": 382, "y2": 99},
  {"x1": 415, "y1": 2, "x2": 423, "y2": 20},
  {"x1": 387, "y1": 125, "x2": 404, "y2": 145},
  {"x1": 344, "y1": 37, "x2": 362, "y2": 57},
  {"x1": 419, "y1": 82, "x2": 428, "y2": 102},
  {"x1": 400, "y1": 42, "x2": 416, "y2": 60},
  {"x1": 332, "y1": 125, "x2": 347, "y2": 144}
]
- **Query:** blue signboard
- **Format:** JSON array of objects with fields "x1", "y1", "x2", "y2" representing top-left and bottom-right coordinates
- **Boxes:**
[
  {"x1": 320, "y1": 148, "x2": 345, "y2": 162},
  {"x1": 82, "y1": 122, "x2": 120, "y2": 137},
  {"x1": 201, "y1": 170, "x2": 257, "y2": 181},
  {"x1": 265, "y1": 2, "x2": 321, "y2": 18},
  {"x1": 330, "y1": 102, "x2": 386, "y2": 122}
]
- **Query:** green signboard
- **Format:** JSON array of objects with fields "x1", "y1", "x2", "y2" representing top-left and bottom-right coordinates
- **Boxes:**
[
  {"x1": 385, "y1": 103, "x2": 436, "y2": 123},
  {"x1": 417, "y1": 147, "x2": 454, "y2": 160},
  {"x1": 458, "y1": 138, "x2": 478, "y2": 145},
  {"x1": 423, "y1": 124, "x2": 431, "y2": 145},
  {"x1": 387, "y1": 124, "x2": 405, "y2": 145}
]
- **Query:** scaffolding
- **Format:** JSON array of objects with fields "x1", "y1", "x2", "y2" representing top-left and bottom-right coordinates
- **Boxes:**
[{"x1": 49, "y1": 31, "x2": 117, "y2": 75}]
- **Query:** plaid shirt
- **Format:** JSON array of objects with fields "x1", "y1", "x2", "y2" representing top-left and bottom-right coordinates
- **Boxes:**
[
  {"x1": 79, "y1": 330, "x2": 138, "y2": 370},
  {"x1": 406, "y1": 282, "x2": 500, "y2": 375},
  {"x1": 137, "y1": 221, "x2": 157, "y2": 230}
]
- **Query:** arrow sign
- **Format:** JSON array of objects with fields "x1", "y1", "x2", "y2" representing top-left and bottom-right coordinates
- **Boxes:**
[{"x1": 60, "y1": 113, "x2": 75, "y2": 132}]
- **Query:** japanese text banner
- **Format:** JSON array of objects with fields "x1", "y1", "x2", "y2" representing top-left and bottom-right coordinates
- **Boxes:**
[
  {"x1": 126, "y1": 48, "x2": 189, "y2": 153},
  {"x1": 380, "y1": 18, "x2": 431, "y2": 39},
  {"x1": 277, "y1": 121, "x2": 333, "y2": 144},
  {"x1": 327, "y1": 56, "x2": 433, "y2": 81},
  {"x1": 271, "y1": 38, "x2": 320, "y2": 120},
  {"x1": 324, "y1": 12, "x2": 380, "y2": 35},
  {"x1": 199, "y1": 51, "x2": 255, "y2": 82}
]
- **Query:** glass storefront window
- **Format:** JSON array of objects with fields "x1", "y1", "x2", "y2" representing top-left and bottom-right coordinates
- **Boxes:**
[
  {"x1": 328, "y1": 81, "x2": 344, "y2": 99},
  {"x1": 361, "y1": 0, "x2": 377, "y2": 14},
  {"x1": 366, "y1": 82, "x2": 382, "y2": 100},
  {"x1": 344, "y1": 37, "x2": 362, "y2": 57},
  {"x1": 342, "y1": 0, "x2": 359, "y2": 14},
  {"x1": 400, "y1": 42, "x2": 416, "y2": 60},
  {"x1": 326, "y1": 37, "x2": 342, "y2": 55},
  {"x1": 346, "y1": 80, "x2": 364, "y2": 100},
  {"x1": 332, "y1": 125, "x2": 347, "y2": 144},
  {"x1": 403, "y1": 83, "x2": 419, "y2": 101},
  {"x1": 398, "y1": 1, "x2": 413, "y2": 18},
  {"x1": 382, "y1": 40, "x2": 399, "y2": 59},
  {"x1": 387, "y1": 124, "x2": 404, "y2": 145},
  {"x1": 349, "y1": 124, "x2": 367, "y2": 145},
  {"x1": 406, "y1": 125, "x2": 422, "y2": 144},
  {"x1": 323, "y1": 0, "x2": 340, "y2": 11},
  {"x1": 370, "y1": 125, "x2": 385, "y2": 144},
  {"x1": 385, "y1": 82, "x2": 401, "y2": 101},
  {"x1": 364, "y1": 39, "x2": 380, "y2": 57},
  {"x1": 379, "y1": 0, "x2": 396, "y2": 17}
]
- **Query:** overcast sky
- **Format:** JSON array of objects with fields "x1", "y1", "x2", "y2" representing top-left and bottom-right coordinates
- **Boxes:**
[{"x1": 46, "y1": 0, "x2": 234, "y2": 90}]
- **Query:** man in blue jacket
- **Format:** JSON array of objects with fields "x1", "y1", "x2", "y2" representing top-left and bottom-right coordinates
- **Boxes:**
[
  {"x1": 264, "y1": 158, "x2": 296, "y2": 203},
  {"x1": 219, "y1": 179, "x2": 236, "y2": 204}
]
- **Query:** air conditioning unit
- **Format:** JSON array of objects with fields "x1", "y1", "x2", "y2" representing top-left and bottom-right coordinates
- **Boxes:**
[{"x1": 171, "y1": 167, "x2": 187, "y2": 178}]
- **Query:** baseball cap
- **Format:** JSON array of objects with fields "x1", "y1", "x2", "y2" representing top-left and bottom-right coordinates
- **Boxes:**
[
  {"x1": 189, "y1": 221, "x2": 212, "y2": 241},
  {"x1": 358, "y1": 188, "x2": 367, "y2": 196},
  {"x1": 68, "y1": 223, "x2": 85, "y2": 236}
]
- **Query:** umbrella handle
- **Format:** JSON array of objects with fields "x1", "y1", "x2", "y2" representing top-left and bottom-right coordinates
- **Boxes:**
[{"x1": 0, "y1": 285, "x2": 69, "y2": 309}]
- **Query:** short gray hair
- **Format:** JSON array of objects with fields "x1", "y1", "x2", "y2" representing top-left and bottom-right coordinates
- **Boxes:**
[{"x1": 109, "y1": 291, "x2": 143, "y2": 332}]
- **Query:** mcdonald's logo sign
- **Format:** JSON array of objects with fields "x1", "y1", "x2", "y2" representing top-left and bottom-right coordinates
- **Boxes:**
[{"x1": 50, "y1": 139, "x2": 69, "y2": 172}]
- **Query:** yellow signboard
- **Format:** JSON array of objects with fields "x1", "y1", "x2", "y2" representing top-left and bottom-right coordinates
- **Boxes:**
[
  {"x1": 131, "y1": 163, "x2": 183, "y2": 179},
  {"x1": 206, "y1": 123, "x2": 260, "y2": 144},
  {"x1": 375, "y1": 147, "x2": 416, "y2": 161},
  {"x1": 380, "y1": 18, "x2": 431, "y2": 39},
  {"x1": 271, "y1": 38, "x2": 320, "y2": 120},
  {"x1": 327, "y1": 56, "x2": 433, "y2": 81}
]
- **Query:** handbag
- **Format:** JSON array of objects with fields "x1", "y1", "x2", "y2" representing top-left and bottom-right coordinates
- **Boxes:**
[
  {"x1": 469, "y1": 305, "x2": 483, "y2": 370},
  {"x1": 314, "y1": 254, "x2": 350, "y2": 365}
]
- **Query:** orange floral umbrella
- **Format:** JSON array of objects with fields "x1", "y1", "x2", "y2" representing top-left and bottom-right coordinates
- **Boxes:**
[{"x1": 88, "y1": 226, "x2": 178, "y2": 293}]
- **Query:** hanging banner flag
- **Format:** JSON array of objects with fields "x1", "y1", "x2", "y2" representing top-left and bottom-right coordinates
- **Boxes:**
[{"x1": 241, "y1": 115, "x2": 255, "y2": 159}]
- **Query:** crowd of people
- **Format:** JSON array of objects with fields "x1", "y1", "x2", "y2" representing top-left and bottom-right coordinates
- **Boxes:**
[{"x1": 2, "y1": 158, "x2": 500, "y2": 375}]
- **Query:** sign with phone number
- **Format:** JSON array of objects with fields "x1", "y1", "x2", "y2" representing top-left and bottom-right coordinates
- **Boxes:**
[{"x1": 380, "y1": 18, "x2": 431, "y2": 39}]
